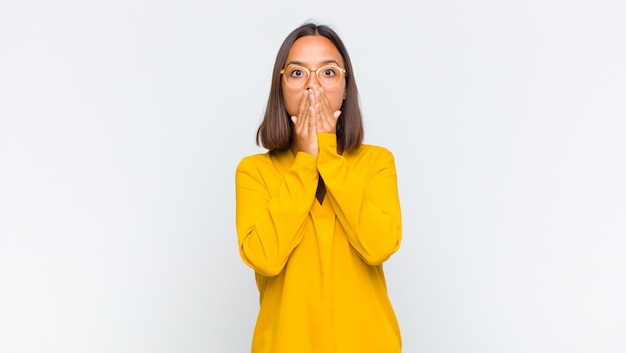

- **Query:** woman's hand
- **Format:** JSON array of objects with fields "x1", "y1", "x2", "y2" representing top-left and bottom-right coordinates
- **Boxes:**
[
  {"x1": 291, "y1": 89, "x2": 318, "y2": 157},
  {"x1": 315, "y1": 87, "x2": 341, "y2": 134},
  {"x1": 291, "y1": 88, "x2": 342, "y2": 157}
]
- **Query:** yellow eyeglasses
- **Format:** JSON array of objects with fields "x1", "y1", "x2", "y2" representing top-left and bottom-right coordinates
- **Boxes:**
[{"x1": 281, "y1": 64, "x2": 346, "y2": 89}]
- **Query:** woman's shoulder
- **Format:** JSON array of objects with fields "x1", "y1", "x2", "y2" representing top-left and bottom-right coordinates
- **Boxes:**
[
  {"x1": 237, "y1": 149, "x2": 290, "y2": 172},
  {"x1": 344, "y1": 144, "x2": 396, "y2": 173},
  {"x1": 238, "y1": 151, "x2": 270, "y2": 170},
  {"x1": 352, "y1": 143, "x2": 395, "y2": 160}
]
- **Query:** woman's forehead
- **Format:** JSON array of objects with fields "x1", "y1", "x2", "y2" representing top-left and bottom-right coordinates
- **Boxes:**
[{"x1": 285, "y1": 36, "x2": 344, "y2": 67}]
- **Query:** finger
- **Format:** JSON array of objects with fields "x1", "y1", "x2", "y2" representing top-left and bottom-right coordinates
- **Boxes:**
[
  {"x1": 309, "y1": 88, "x2": 315, "y2": 107},
  {"x1": 298, "y1": 90, "x2": 308, "y2": 128},
  {"x1": 333, "y1": 110, "x2": 342, "y2": 119},
  {"x1": 322, "y1": 94, "x2": 333, "y2": 122},
  {"x1": 305, "y1": 89, "x2": 316, "y2": 128},
  {"x1": 308, "y1": 105, "x2": 317, "y2": 134},
  {"x1": 315, "y1": 87, "x2": 321, "y2": 106},
  {"x1": 317, "y1": 88, "x2": 337, "y2": 132},
  {"x1": 318, "y1": 88, "x2": 333, "y2": 117},
  {"x1": 295, "y1": 90, "x2": 309, "y2": 127}
]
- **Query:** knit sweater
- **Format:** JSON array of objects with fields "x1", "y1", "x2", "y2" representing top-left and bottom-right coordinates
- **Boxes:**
[{"x1": 235, "y1": 133, "x2": 402, "y2": 353}]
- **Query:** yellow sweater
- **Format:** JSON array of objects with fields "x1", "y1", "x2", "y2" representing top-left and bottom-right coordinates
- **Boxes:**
[{"x1": 235, "y1": 133, "x2": 402, "y2": 353}]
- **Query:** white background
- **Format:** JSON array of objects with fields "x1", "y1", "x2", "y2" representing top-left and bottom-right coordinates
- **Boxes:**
[{"x1": 1, "y1": 0, "x2": 625, "y2": 352}]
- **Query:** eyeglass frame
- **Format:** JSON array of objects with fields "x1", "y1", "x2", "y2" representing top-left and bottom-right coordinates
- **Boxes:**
[{"x1": 280, "y1": 64, "x2": 347, "y2": 89}]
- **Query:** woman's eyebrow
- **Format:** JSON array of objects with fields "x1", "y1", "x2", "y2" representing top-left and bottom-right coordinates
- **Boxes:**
[
  {"x1": 284, "y1": 60, "x2": 304, "y2": 67},
  {"x1": 284, "y1": 59, "x2": 342, "y2": 67},
  {"x1": 321, "y1": 59, "x2": 341, "y2": 66}
]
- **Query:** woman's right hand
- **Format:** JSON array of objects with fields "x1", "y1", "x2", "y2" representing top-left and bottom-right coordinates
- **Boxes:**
[{"x1": 290, "y1": 89, "x2": 318, "y2": 157}]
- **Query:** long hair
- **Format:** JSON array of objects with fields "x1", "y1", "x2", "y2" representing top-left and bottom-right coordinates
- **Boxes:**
[{"x1": 256, "y1": 22, "x2": 363, "y2": 154}]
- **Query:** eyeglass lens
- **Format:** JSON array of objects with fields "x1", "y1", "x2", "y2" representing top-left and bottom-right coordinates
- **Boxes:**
[{"x1": 283, "y1": 65, "x2": 343, "y2": 89}]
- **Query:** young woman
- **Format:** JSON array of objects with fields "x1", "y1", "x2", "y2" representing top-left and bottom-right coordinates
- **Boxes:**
[{"x1": 235, "y1": 22, "x2": 402, "y2": 353}]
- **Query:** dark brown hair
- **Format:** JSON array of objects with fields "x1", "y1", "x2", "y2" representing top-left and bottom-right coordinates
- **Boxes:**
[{"x1": 256, "y1": 22, "x2": 363, "y2": 153}]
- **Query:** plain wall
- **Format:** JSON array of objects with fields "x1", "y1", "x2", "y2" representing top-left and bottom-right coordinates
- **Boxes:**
[{"x1": 1, "y1": 0, "x2": 625, "y2": 352}]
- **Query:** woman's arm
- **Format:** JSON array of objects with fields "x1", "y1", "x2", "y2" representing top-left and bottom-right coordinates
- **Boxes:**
[
  {"x1": 317, "y1": 133, "x2": 402, "y2": 265},
  {"x1": 235, "y1": 153, "x2": 318, "y2": 276}
]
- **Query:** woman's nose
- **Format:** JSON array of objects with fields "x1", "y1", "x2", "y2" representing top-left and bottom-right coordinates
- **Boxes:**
[{"x1": 307, "y1": 71, "x2": 320, "y2": 88}]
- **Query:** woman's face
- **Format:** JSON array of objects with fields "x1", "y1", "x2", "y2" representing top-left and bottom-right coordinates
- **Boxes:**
[{"x1": 282, "y1": 35, "x2": 347, "y2": 117}]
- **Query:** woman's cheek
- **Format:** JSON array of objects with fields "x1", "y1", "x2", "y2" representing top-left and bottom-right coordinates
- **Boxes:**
[
  {"x1": 283, "y1": 91, "x2": 300, "y2": 117},
  {"x1": 330, "y1": 91, "x2": 345, "y2": 111}
]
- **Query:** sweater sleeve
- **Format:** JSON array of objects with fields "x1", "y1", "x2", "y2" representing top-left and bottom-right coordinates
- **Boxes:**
[
  {"x1": 235, "y1": 152, "x2": 318, "y2": 276},
  {"x1": 316, "y1": 133, "x2": 402, "y2": 265}
]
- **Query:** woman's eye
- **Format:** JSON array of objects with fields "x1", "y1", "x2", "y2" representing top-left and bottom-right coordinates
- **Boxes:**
[
  {"x1": 322, "y1": 68, "x2": 336, "y2": 77},
  {"x1": 291, "y1": 69, "x2": 304, "y2": 77}
]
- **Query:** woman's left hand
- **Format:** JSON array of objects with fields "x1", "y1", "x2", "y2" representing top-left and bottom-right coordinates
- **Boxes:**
[{"x1": 315, "y1": 87, "x2": 341, "y2": 134}]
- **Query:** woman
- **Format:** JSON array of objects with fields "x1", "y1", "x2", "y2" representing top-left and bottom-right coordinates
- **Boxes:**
[{"x1": 235, "y1": 22, "x2": 402, "y2": 353}]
